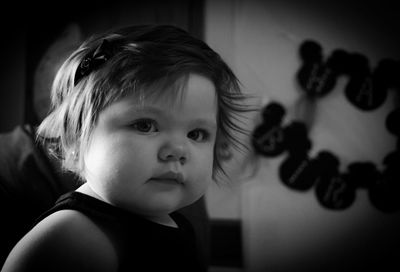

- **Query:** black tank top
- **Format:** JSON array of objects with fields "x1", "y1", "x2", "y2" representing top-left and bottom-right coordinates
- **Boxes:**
[{"x1": 37, "y1": 191, "x2": 206, "y2": 272}]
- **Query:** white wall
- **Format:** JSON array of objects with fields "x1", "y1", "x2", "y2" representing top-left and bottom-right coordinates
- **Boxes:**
[{"x1": 204, "y1": 0, "x2": 400, "y2": 271}]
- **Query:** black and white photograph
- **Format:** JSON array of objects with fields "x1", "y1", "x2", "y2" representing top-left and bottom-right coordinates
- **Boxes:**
[{"x1": 1, "y1": 0, "x2": 399, "y2": 271}]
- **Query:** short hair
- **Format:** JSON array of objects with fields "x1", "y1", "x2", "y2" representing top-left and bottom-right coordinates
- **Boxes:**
[{"x1": 37, "y1": 24, "x2": 250, "y2": 181}]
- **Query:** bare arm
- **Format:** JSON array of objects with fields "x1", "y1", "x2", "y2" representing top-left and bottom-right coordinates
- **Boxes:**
[{"x1": 1, "y1": 210, "x2": 118, "y2": 272}]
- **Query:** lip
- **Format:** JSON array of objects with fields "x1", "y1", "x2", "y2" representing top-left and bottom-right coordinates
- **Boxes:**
[{"x1": 151, "y1": 171, "x2": 184, "y2": 185}]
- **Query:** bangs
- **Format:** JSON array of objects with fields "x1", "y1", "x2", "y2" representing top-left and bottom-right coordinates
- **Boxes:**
[{"x1": 98, "y1": 42, "x2": 218, "y2": 110}]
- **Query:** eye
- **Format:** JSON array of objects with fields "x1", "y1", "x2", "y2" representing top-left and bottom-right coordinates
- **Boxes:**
[
  {"x1": 131, "y1": 119, "x2": 158, "y2": 133},
  {"x1": 187, "y1": 129, "x2": 209, "y2": 142}
]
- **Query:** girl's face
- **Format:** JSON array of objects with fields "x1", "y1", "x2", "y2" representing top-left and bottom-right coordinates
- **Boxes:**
[{"x1": 83, "y1": 73, "x2": 217, "y2": 222}]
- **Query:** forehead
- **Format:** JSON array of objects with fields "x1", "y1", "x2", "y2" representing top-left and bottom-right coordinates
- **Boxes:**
[
  {"x1": 121, "y1": 73, "x2": 217, "y2": 113},
  {"x1": 97, "y1": 73, "x2": 218, "y2": 130}
]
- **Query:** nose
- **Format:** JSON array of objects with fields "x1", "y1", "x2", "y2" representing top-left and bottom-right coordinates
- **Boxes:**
[{"x1": 158, "y1": 141, "x2": 188, "y2": 165}]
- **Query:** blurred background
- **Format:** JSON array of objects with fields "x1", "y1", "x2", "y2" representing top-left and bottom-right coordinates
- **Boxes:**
[{"x1": 1, "y1": 0, "x2": 400, "y2": 271}]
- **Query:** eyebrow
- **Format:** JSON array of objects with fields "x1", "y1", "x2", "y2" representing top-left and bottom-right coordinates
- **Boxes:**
[
  {"x1": 190, "y1": 119, "x2": 217, "y2": 131},
  {"x1": 130, "y1": 105, "x2": 165, "y2": 116},
  {"x1": 132, "y1": 105, "x2": 217, "y2": 130}
]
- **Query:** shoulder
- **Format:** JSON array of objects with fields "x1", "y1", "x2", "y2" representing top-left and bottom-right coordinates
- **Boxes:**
[{"x1": 2, "y1": 210, "x2": 118, "y2": 272}]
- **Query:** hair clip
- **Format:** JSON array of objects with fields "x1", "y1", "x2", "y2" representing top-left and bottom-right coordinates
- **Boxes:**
[{"x1": 74, "y1": 39, "x2": 114, "y2": 86}]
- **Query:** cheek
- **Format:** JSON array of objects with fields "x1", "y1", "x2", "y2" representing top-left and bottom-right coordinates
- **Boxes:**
[
  {"x1": 190, "y1": 148, "x2": 214, "y2": 188},
  {"x1": 83, "y1": 135, "x2": 155, "y2": 186}
]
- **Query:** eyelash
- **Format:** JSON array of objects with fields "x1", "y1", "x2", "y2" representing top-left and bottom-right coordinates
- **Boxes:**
[
  {"x1": 130, "y1": 119, "x2": 210, "y2": 142},
  {"x1": 187, "y1": 129, "x2": 210, "y2": 142},
  {"x1": 130, "y1": 119, "x2": 159, "y2": 133}
]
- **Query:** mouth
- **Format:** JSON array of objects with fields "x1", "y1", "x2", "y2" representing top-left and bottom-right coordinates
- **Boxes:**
[{"x1": 150, "y1": 171, "x2": 184, "y2": 185}]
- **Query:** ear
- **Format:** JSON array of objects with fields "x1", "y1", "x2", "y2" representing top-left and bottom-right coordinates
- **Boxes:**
[
  {"x1": 33, "y1": 23, "x2": 84, "y2": 122},
  {"x1": 216, "y1": 140, "x2": 233, "y2": 162}
]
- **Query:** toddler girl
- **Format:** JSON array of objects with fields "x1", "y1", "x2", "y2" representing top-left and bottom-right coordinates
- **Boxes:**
[{"x1": 2, "y1": 24, "x2": 249, "y2": 272}]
